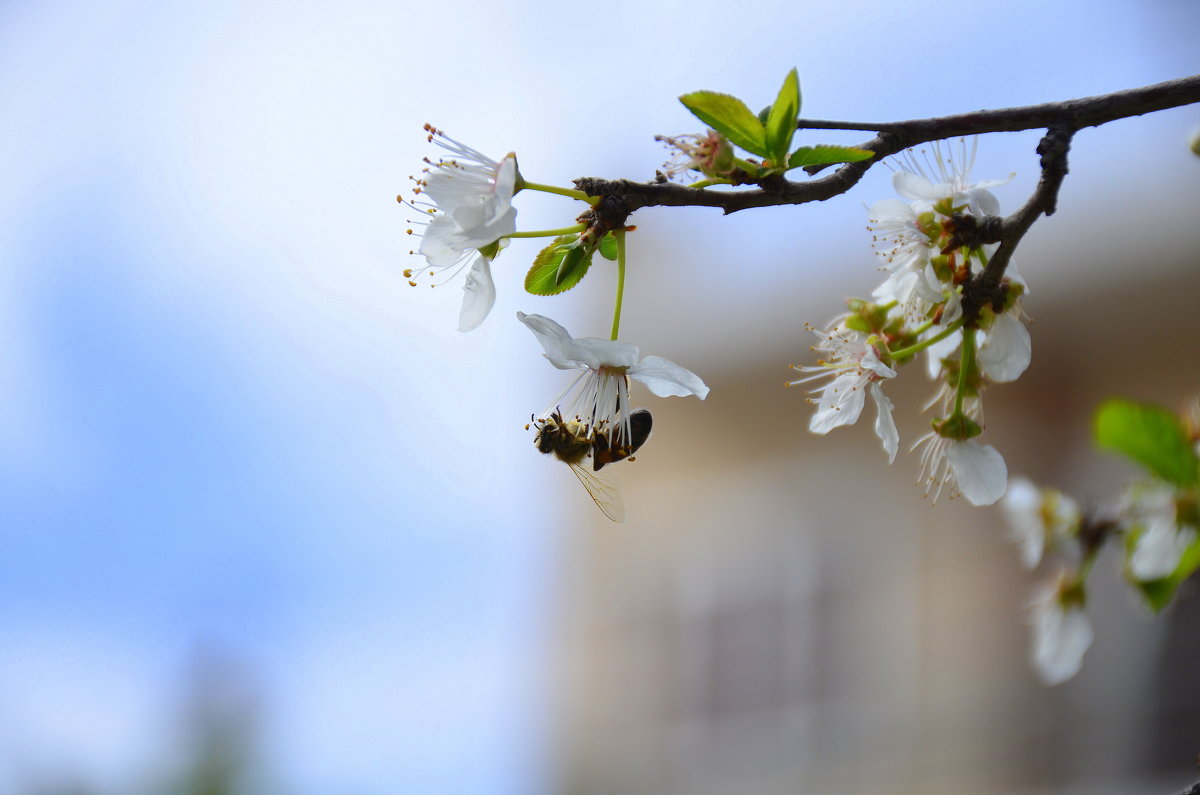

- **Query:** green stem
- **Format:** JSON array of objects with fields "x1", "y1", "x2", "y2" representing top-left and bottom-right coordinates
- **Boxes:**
[
  {"x1": 886, "y1": 319, "x2": 963, "y2": 360},
  {"x1": 506, "y1": 224, "x2": 587, "y2": 239},
  {"x1": 954, "y1": 327, "x2": 977, "y2": 417},
  {"x1": 611, "y1": 230, "x2": 627, "y2": 341},
  {"x1": 688, "y1": 177, "x2": 733, "y2": 189},
  {"x1": 519, "y1": 181, "x2": 594, "y2": 203}
]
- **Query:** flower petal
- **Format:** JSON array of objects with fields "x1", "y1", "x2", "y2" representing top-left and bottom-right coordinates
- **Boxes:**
[
  {"x1": 978, "y1": 314, "x2": 1031, "y2": 383},
  {"x1": 947, "y1": 440, "x2": 1008, "y2": 506},
  {"x1": 517, "y1": 312, "x2": 577, "y2": 369},
  {"x1": 893, "y1": 171, "x2": 940, "y2": 202},
  {"x1": 630, "y1": 355, "x2": 709, "y2": 399},
  {"x1": 1130, "y1": 516, "x2": 1194, "y2": 581},
  {"x1": 1031, "y1": 597, "x2": 1093, "y2": 686},
  {"x1": 869, "y1": 382, "x2": 899, "y2": 464},
  {"x1": 809, "y1": 372, "x2": 866, "y2": 434},
  {"x1": 565, "y1": 336, "x2": 639, "y2": 370},
  {"x1": 457, "y1": 255, "x2": 496, "y2": 332},
  {"x1": 1002, "y1": 476, "x2": 1045, "y2": 569}
]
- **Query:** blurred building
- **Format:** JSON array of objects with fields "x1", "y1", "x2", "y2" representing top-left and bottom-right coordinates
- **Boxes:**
[{"x1": 546, "y1": 180, "x2": 1200, "y2": 794}]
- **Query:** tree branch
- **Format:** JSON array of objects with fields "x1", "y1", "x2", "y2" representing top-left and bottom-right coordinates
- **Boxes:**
[{"x1": 572, "y1": 75, "x2": 1200, "y2": 220}]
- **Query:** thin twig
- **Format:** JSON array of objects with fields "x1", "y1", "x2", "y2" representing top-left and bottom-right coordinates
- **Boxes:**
[{"x1": 573, "y1": 75, "x2": 1200, "y2": 219}]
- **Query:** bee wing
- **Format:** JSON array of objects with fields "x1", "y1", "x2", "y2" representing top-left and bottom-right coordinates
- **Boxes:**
[{"x1": 569, "y1": 461, "x2": 626, "y2": 523}]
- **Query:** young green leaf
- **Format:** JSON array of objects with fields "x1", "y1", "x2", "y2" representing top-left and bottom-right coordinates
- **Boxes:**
[
  {"x1": 598, "y1": 232, "x2": 619, "y2": 261},
  {"x1": 787, "y1": 145, "x2": 875, "y2": 169},
  {"x1": 1094, "y1": 398, "x2": 1199, "y2": 486},
  {"x1": 525, "y1": 235, "x2": 594, "y2": 296},
  {"x1": 764, "y1": 68, "x2": 801, "y2": 166},
  {"x1": 678, "y1": 91, "x2": 768, "y2": 157}
]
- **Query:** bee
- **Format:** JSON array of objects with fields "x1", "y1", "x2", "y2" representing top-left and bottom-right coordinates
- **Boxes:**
[
  {"x1": 592, "y1": 409, "x2": 653, "y2": 470},
  {"x1": 532, "y1": 409, "x2": 654, "y2": 522}
]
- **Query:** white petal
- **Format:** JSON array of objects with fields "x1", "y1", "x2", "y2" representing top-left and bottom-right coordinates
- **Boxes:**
[
  {"x1": 946, "y1": 440, "x2": 1008, "y2": 506},
  {"x1": 925, "y1": 327, "x2": 963, "y2": 380},
  {"x1": 565, "y1": 336, "x2": 639, "y2": 370},
  {"x1": 1001, "y1": 476, "x2": 1045, "y2": 569},
  {"x1": 872, "y1": 269, "x2": 914, "y2": 304},
  {"x1": 860, "y1": 347, "x2": 898, "y2": 380},
  {"x1": 517, "y1": 312, "x2": 577, "y2": 369},
  {"x1": 453, "y1": 203, "x2": 517, "y2": 250},
  {"x1": 1130, "y1": 516, "x2": 1194, "y2": 581},
  {"x1": 1031, "y1": 599, "x2": 1093, "y2": 686},
  {"x1": 457, "y1": 255, "x2": 496, "y2": 332},
  {"x1": 868, "y1": 197, "x2": 914, "y2": 222},
  {"x1": 809, "y1": 372, "x2": 866, "y2": 434},
  {"x1": 418, "y1": 214, "x2": 468, "y2": 269},
  {"x1": 893, "y1": 171, "x2": 941, "y2": 202},
  {"x1": 978, "y1": 314, "x2": 1031, "y2": 383},
  {"x1": 630, "y1": 355, "x2": 709, "y2": 399},
  {"x1": 869, "y1": 382, "x2": 899, "y2": 464},
  {"x1": 966, "y1": 186, "x2": 1001, "y2": 217},
  {"x1": 493, "y1": 155, "x2": 518, "y2": 203}
]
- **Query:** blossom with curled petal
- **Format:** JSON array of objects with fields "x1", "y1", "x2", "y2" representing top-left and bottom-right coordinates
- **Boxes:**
[
  {"x1": 405, "y1": 125, "x2": 520, "y2": 330},
  {"x1": 1028, "y1": 571, "x2": 1093, "y2": 686},
  {"x1": 790, "y1": 323, "x2": 899, "y2": 463},
  {"x1": 518, "y1": 312, "x2": 708, "y2": 444}
]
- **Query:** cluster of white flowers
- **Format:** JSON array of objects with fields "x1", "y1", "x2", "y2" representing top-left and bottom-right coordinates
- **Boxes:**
[
  {"x1": 1001, "y1": 470, "x2": 1198, "y2": 686},
  {"x1": 788, "y1": 322, "x2": 899, "y2": 462},
  {"x1": 404, "y1": 125, "x2": 519, "y2": 331},
  {"x1": 800, "y1": 139, "x2": 1029, "y2": 506},
  {"x1": 1000, "y1": 477, "x2": 1092, "y2": 685}
]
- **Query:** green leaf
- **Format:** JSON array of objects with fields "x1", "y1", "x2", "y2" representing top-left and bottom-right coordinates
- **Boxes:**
[
  {"x1": 524, "y1": 235, "x2": 594, "y2": 296},
  {"x1": 1094, "y1": 398, "x2": 1199, "y2": 486},
  {"x1": 598, "y1": 232, "x2": 618, "y2": 261},
  {"x1": 787, "y1": 145, "x2": 875, "y2": 169},
  {"x1": 764, "y1": 68, "x2": 801, "y2": 166},
  {"x1": 1136, "y1": 533, "x2": 1200, "y2": 611},
  {"x1": 678, "y1": 91, "x2": 768, "y2": 157}
]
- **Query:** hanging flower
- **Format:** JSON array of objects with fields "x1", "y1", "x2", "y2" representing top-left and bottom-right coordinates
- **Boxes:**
[
  {"x1": 790, "y1": 322, "x2": 899, "y2": 463},
  {"x1": 913, "y1": 431, "x2": 1008, "y2": 506},
  {"x1": 1001, "y1": 477, "x2": 1082, "y2": 570},
  {"x1": 1028, "y1": 570, "x2": 1093, "y2": 686},
  {"x1": 404, "y1": 125, "x2": 520, "y2": 330},
  {"x1": 518, "y1": 312, "x2": 709, "y2": 443}
]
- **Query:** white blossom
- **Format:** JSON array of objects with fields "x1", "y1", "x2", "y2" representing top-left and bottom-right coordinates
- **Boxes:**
[
  {"x1": 790, "y1": 324, "x2": 899, "y2": 462},
  {"x1": 1001, "y1": 477, "x2": 1081, "y2": 569},
  {"x1": 406, "y1": 126, "x2": 519, "y2": 330},
  {"x1": 1028, "y1": 574, "x2": 1093, "y2": 686},
  {"x1": 914, "y1": 433, "x2": 1008, "y2": 506},
  {"x1": 891, "y1": 137, "x2": 1010, "y2": 217},
  {"x1": 867, "y1": 198, "x2": 931, "y2": 274},
  {"x1": 518, "y1": 312, "x2": 708, "y2": 442}
]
